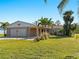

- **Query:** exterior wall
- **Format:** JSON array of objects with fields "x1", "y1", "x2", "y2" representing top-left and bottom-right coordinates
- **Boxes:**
[
  {"x1": 50, "y1": 25, "x2": 63, "y2": 35},
  {"x1": 7, "y1": 28, "x2": 11, "y2": 37},
  {"x1": 27, "y1": 27, "x2": 31, "y2": 38},
  {"x1": 30, "y1": 28, "x2": 37, "y2": 37}
]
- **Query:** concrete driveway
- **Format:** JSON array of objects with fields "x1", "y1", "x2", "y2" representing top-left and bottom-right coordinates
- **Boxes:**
[{"x1": 0, "y1": 37, "x2": 35, "y2": 40}]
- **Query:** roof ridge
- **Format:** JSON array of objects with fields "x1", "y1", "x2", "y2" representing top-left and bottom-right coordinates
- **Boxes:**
[{"x1": 10, "y1": 21, "x2": 35, "y2": 25}]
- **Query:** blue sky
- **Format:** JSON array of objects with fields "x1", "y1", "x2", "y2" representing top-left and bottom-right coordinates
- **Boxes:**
[{"x1": 0, "y1": 0, "x2": 78, "y2": 24}]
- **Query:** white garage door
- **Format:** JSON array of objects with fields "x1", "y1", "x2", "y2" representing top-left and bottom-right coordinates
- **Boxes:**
[
  {"x1": 10, "y1": 29, "x2": 17, "y2": 37},
  {"x1": 10, "y1": 28, "x2": 27, "y2": 37},
  {"x1": 18, "y1": 29, "x2": 27, "y2": 37}
]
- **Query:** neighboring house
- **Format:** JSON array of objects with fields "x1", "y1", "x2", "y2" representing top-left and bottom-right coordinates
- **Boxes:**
[
  {"x1": 7, "y1": 21, "x2": 37, "y2": 37},
  {"x1": 50, "y1": 25, "x2": 63, "y2": 35}
]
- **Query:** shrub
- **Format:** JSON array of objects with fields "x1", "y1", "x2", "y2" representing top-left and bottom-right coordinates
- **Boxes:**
[
  {"x1": 34, "y1": 37, "x2": 40, "y2": 42},
  {"x1": 40, "y1": 36, "x2": 45, "y2": 40},
  {"x1": 74, "y1": 34, "x2": 79, "y2": 39}
]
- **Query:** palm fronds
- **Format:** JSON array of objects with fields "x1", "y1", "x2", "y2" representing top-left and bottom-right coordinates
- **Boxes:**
[
  {"x1": 44, "y1": 0, "x2": 47, "y2": 3},
  {"x1": 57, "y1": 0, "x2": 69, "y2": 14}
]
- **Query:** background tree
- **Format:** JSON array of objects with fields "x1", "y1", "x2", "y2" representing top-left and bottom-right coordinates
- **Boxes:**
[
  {"x1": 74, "y1": 24, "x2": 79, "y2": 34},
  {"x1": 55, "y1": 20, "x2": 61, "y2": 25},
  {"x1": 63, "y1": 11, "x2": 76, "y2": 36},
  {"x1": 0, "y1": 22, "x2": 9, "y2": 37}
]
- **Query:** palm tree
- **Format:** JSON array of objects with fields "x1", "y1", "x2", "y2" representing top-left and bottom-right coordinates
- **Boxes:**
[
  {"x1": 57, "y1": 0, "x2": 69, "y2": 14},
  {"x1": 44, "y1": 0, "x2": 69, "y2": 13},
  {"x1": 39, "y1": 17, "x2": 53, "y2": 31},
  {"x1": 0, "y1": 22, "x2": 9, "y2": 37},
  {"x1": 63, "y1": 10, "x2": 76, "y2": 36},
  {"x1": 38, "y1": 17, "x2": 53, "y2": 39}
]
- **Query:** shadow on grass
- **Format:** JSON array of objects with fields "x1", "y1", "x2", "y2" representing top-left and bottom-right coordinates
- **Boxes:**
[{"x1": 64, "y1": 56, "x2": 77, "y2": 59}]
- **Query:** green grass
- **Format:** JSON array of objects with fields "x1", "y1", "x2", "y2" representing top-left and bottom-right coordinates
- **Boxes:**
[
  {"x1": 0, "y1": 34, "x2": 4, "y2": 37},
  {"x1": 0, "y1": 38, "x2": 78, "y2": 59},
  {"x1": 74, "y1": 34, "x2": 79, "y2": 39}
]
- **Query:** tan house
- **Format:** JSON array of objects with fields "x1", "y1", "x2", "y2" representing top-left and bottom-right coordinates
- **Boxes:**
[
  {"x1": 7, "y1": 21, "x2": 63, "y2": 37},
  {"x1": 7, "y1": 21, "x2": 37, "y2": 37}
]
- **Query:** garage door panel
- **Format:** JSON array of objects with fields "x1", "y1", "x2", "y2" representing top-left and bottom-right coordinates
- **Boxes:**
[
  {"x1": 18, "y1": 29, "x2": 27, "y2": 37},
  {"x1": 10, "y1": 29, "x2": 17, "y2": 37},
  {"x1": 10, "y1": 28, "x2": 27, "y2": 37}
]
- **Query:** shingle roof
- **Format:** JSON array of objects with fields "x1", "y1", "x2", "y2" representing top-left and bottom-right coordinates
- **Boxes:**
[{"x1": 7, "y1": 21, "x2": 36, "y2": 28}]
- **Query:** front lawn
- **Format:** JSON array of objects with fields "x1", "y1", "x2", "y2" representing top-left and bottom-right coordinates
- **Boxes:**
[
  {"x1": 0, "y1": 34, "x2": 4, "y2": 37},
  {"x1": 0, "y1": 38, "x2": 78, "y2": 59}
]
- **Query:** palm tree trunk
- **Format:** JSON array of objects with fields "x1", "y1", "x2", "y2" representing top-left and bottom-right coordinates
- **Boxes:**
[{"x1": 36, "y1": 26, "x2": 39, "y2": 37}]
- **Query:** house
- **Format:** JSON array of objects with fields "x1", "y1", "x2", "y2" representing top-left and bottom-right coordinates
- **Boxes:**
[
  {"x1": 7, "y1": 21, "x2": 63, "y2": 38},
  {"x1": 7, "y1": 21, "x2": 37, "y2": 37},
  {"x1": 50, "y1": 25, "x2": 63, "y2": 35}
]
